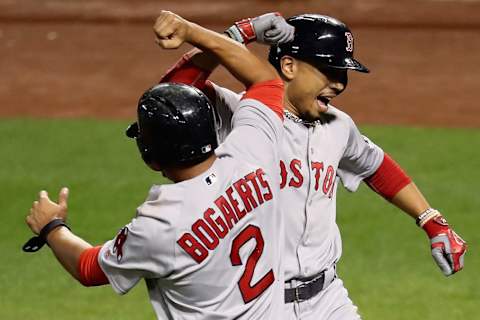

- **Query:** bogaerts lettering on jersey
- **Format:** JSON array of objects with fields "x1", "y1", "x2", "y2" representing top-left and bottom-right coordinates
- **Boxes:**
[{"x1": 177, "y1": 168, "x2": 273, "y2": 263}]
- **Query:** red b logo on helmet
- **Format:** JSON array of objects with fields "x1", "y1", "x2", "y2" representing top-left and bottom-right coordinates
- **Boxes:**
[{"x1": 345, "y1": 32, "x2": 354, "y2": 52}]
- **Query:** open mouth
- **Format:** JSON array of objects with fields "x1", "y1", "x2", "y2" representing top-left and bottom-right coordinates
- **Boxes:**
[
  {"x1": 316, "y1": 95, "x2": 333, "y2": 110},
  {"x1": 317, "y1": 96, "x2": 331, "y2": 105}
]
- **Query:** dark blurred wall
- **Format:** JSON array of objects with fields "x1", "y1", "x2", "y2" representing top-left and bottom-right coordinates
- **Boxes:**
[{"x1": 1, "y1": 0, "x2": 479, "y2": 126}]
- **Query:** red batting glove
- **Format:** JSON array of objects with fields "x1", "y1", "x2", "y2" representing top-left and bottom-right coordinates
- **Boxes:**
[{"x1": 420, "y1": 211, "x2": 467, "y2": 276}]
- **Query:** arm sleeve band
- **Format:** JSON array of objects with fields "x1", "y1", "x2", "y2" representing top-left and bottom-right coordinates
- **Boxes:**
[
  {"x1": 77, "y1": 246, "x2": 109, "y2": 287},
  {"x1": 364, "y1": 153, "x2": 412, "y2": 200},
  {"x1": 159, "y1": 53, "x2": 212, "y2": 90},
  {"x1": 241, "y1": 79, "x2": 284, "y2": 120}
]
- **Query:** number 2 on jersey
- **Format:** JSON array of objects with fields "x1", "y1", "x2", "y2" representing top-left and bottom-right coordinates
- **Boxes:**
[{"x1": 230, "y1": 224, "x2": 275, "y2": 303}]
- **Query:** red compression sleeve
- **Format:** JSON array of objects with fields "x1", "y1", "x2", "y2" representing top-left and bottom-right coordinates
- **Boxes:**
[
  {"x1": 364, "y1": 153, "x2": 412, "y2": 200},
  {"x1": 159, "y1": 53, "x2": 212, "y2": 90},
  {"x1": 242, "y1": 79, "x2": 284, "y2": 120},
  {"x1": 77, "y1": 246, "x2": 109, "y2": 286}
]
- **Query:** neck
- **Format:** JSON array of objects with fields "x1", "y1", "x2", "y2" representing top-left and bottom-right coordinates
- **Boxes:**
[
  {"x1": 283, "y1": 84, "x2": 299, "y2": 116},
  {"x1": 163, "y1": 154, "x2": 217, "y2": 183}
]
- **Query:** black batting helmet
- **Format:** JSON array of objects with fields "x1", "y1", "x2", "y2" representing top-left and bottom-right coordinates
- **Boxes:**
[
  {"x1": 126, "y1": 83, "x2": 218, "y2": 168},
  {"x1": 268, "y1": 14, "x2": 369, "y2": 73}
]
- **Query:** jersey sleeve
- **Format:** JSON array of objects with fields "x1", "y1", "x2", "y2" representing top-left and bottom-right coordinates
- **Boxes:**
[
  {"x1": 215, "y1": 79, "x2": 284, "y2": 169},
  {"x1": 208, "y1": 81, "x2": 243, "y2": 143},
  {"x1": 98, "y1": 214, "x2": 175, "y2": 295},
  {"x1": 337, "y1": 115, "x2": 384, "y2": 192}
]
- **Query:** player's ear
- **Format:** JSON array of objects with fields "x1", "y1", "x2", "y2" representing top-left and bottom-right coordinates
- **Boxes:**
[{"x1": 279, "y1": 56, "x2": 296, "y2": 80}]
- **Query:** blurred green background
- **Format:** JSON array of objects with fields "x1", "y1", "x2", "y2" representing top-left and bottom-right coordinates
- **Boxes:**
[{"x1": 1, "y1": 119, "x2": 478, "y2": 319}]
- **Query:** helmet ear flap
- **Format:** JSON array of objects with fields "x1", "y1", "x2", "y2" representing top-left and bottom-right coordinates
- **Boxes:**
[{"x1": 136, "y1": 136, "x2": 153, "y2": 166}]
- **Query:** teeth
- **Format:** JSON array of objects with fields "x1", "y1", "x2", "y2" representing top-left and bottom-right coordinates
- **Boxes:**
[{"x1": 317, "y1": 97, "x2": 330, "y2": 104}]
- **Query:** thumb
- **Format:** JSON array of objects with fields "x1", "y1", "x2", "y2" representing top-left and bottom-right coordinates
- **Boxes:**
[{"x1": 58, "y1": 187, "x2": 69, "y2": 208}]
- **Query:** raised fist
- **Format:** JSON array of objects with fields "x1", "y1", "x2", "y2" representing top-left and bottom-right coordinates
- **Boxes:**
[
  {"x1": 153, "y1": 10, "x2": 191, "y2": 49},
  {"x1": 253, "y1": 13, "x2": 295, "y2": 45}
]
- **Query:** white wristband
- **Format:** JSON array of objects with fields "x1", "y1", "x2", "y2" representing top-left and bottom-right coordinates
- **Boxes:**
[
  {"x1": 416, "y1": 208, "x2": 441, "y2": 227},
  {"x1": 224, "y1": 26, "x2": 245, "y2": 44}
]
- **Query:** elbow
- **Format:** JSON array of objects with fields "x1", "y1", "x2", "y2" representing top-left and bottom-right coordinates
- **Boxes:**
[
  {"x1": 253, "y1": 66, "x2": 280, "y2": 86},
  {"x1": 77, "y1": 246, "x2": 110, "y2": 287},
  {"x1": 364, "y1": 153, "x2": 412, "y2": 200}
]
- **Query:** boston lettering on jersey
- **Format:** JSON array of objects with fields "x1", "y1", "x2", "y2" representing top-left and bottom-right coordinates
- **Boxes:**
[
  {"x1": 280, "y1": 159, "x2": 336, "y2": 198},
  {"x1": 177, "y1": 168, "x2": 273, "y2": 263}
]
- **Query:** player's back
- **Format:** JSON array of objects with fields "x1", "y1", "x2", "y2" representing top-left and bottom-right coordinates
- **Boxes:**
[
  {"x1": 137, "y1": 154, "x2": 283, "y2": 319},
  {"x1": 99, "y1": 80, "x2": 285, "y2": 319}
]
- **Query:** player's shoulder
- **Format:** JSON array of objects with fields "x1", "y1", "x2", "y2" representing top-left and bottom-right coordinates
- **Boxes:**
[
  {"x1": 325, "y1": 104, "x2": 353, "y2": 122},
  {"x1": 324, "y1": 104, "x2": 357, "y2": 130},
  {"x1": 209, "y1": 81, "x2": 244, "y2": 101},
  {"x1": 136, "y1": 184, "x2": 186, "y2": 222}
]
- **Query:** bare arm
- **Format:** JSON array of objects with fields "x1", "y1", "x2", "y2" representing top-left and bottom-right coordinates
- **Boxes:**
[
  {"x1": 46, "y1": 227, "x2": 92, "y2": 280},
  {"x1": 365, "y1": 155, "x2": 467, "y2": 276},
  {"x1": 177, "y1": 12, "x2": 294, "y2": 75},
  {"x1": 390, "y1": 182, "x2": 430, "y2": 219},
  {"x1": 153, "y1": 11, "x2": 277, "y2": 88}
]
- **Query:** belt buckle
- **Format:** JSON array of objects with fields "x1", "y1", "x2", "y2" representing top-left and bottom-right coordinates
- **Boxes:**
[{"x1": 294, "y1": 282, "x2": 307, "y2": 302}]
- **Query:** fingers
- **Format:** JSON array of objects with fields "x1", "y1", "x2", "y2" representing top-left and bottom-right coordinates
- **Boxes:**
[
  {"x1": 272, "y1": 33, "x2": 289, "y2": 44},
  {"x1": 58, "y1": 187, "x2": 69, "y2": 208},
  {"x1": 153, "y1": 10, "x2": 187, "y2": 49},
  {"x1": 154, "y1": 11, "x2": 176, "y2": 40},
  {"x1": 452, "y1": 246, "x2": 467, "y2": 273},
  {"x1": 155, "y1": 38, "x2": 184, "y2": 50},
  {"x1": 25, "y1": 214, "x2": 32, "y2": 226},
  {"x1": 265, "y1": 28, "x2": 281, "y2": 38},
  {"x1": 431, "y1": 247, "x2": 453, "y2": 276},
  {"x1": 154, "y1": 10, "x2": 170, "y2": 29},
  {"x1": 278, "y1": 24, "x2": 294, "y2": 43},
  {"x1": 286, "y1": 26, "x2": 295, "y2": 42},
  {"x1": 456, "y1": 251, "x2": 466, "y2": 272},
  {"x1": 25, "y1": 208, "x2": 39, "y2": 234},
  {"x1": 263, "y1": 21, "x2": 294, "y2": 44}
]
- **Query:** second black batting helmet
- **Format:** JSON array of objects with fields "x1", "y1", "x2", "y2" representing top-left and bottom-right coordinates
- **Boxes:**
[
  {"x1": 268, "y1": 14, "x2": 369, "y2": 73},
  {"x1": 126, "y1": 83, "x2": 218, "y2": 168}
]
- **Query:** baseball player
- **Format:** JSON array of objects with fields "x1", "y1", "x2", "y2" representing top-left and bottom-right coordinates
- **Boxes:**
[
  {"x1": 24, "y1": 11, "x2": 286, "y2": 319},
  {"x1": 159, "y1": 13, "x2": 468, "y2": 319}
]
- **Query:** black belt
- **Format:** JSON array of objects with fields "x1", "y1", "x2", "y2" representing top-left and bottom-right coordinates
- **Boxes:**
[{"x1": 284, "y1": 271, "x2": 326, "y2": 303}]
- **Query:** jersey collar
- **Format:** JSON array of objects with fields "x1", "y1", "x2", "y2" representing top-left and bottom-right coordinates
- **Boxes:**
[{"x1": 284, "y1": 110, "x2": 325, "y2": 127}]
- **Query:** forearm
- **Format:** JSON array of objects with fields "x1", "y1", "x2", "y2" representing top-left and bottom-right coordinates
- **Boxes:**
[
  {"x1": 46, "y1": 226, "x2": 92, "y2": 281},
  {"x1": 390, "y1": 182, "x2": 430, "y2": 219},
  {"x1": 189, "y1": 48, "x2": 220, "y2": 72},
  {"x1": 365, "y1": 155, "x2": 467, "y2": 275},
  {"x1": 186, "y1": 22, "x2": 277, "y2": 87}
]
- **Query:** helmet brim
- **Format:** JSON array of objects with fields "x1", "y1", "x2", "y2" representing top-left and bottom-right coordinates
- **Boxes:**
[
  {"x1": 126, "y1": 122, "x2": 139, "y2": 138},
  {"x1": 342, "y1": 58, "x2": 369, "y2": 73}
]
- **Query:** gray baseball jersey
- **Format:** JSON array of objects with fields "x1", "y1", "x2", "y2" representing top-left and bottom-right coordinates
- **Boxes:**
[
  {"x1": 98, "y1": 94, "x2": 285, "y2": 319},
  {"x1": 210, "y1": 82, "x2": 384, "y2": 319}
]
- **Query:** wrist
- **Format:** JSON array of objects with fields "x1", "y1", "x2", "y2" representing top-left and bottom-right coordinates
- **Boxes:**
[
  {"x1": 183, "y1": 21, "x2": 196, "y2": 43},
  {"x1": 417, "y1": 209, "x2": 450, "y2": 238},
  {"x1": 225, "y1": 18, "x2": 256, "y2": 44},
  {"x1": 40, "y1": 219, "x2": 71, "y2": 246},
  {"x1": 416, "y1": 207, "x2": 441, "y2": 227}
]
